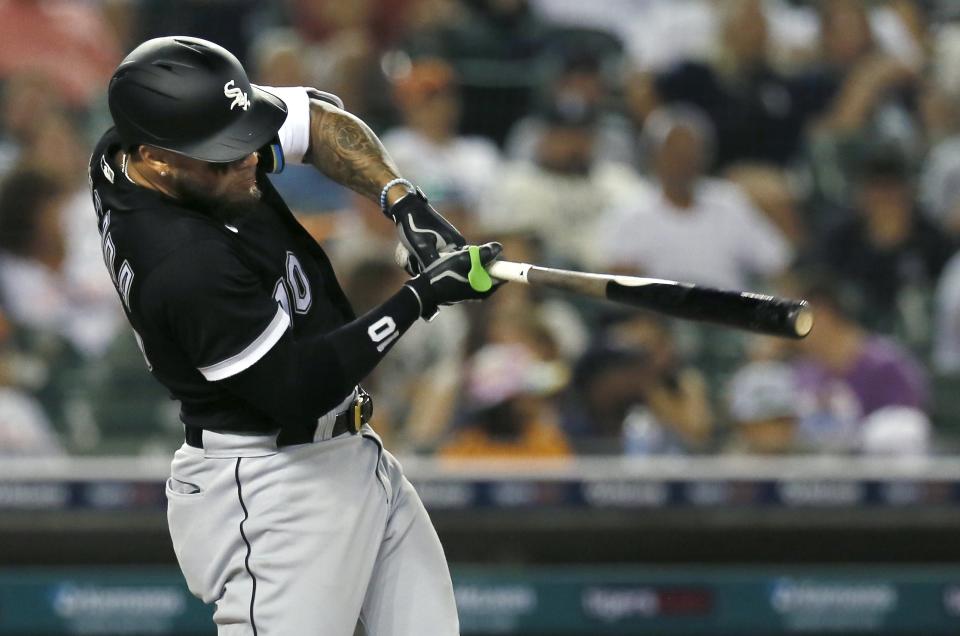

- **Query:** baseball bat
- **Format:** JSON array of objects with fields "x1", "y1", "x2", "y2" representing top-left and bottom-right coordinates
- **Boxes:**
[{"x1": 486, "y1": 260, "x2": 813, "y2": 339}]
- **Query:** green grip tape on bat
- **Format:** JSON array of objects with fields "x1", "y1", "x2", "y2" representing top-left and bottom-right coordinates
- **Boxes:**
[{"x1": 467, "y1": 245, "x2": 493, "y2": 292}]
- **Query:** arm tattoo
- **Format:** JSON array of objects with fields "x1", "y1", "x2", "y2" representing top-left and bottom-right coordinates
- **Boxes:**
[{"x1": 305, "y1": 100, "x2": 400, "y2": 202}]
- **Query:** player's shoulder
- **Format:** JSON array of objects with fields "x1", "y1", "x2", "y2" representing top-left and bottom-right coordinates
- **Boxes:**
[
  {"x1": 138, "y1": 236, "x2": 251, "y2": 310},
  {"x1": 146, "y1": 235, "x2": 243, "y2": 278},
  {"x1": 123, "y1": 207, "x2": 243, "y2": 284}
]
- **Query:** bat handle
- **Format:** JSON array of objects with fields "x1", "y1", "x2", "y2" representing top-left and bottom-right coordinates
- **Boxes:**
[{"x1": 487, "y1": 260, "x2": 531, "y2": 284}]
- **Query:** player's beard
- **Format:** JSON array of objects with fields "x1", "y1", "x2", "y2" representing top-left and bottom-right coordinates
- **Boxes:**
[{"x1": 172, "y1": 174, "x2": 263, "y2": 224}]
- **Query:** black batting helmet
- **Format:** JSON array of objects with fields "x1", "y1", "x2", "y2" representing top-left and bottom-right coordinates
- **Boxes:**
[{"x1": 108, "y1": 36, "x2": 287, "y2": 168}]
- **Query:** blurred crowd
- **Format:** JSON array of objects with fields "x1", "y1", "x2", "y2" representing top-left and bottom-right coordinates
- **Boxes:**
[{"x1": 3, "y1": 0, "x2": 960, "y2": 460}]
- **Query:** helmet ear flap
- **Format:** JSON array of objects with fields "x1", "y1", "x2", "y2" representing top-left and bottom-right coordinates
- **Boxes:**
[{"x1": 258, "y1": 138, "x2": 285, "y2": 173}]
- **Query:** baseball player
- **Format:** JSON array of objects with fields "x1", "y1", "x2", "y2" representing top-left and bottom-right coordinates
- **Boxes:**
[{"x1": 88, "y1": 36, "x2": 501, "y2": 635}]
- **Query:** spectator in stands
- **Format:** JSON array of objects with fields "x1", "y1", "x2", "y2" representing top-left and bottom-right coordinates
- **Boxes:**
[
  {"x1": 440, "y1": 343, "x2": 571, "y2": 459},
  {"x1": 618, "y1": 1, "x2": 812, "y2": 244},
  {"x1": 250, "y1": 29, "x2": 353, "y2": 214},
  {"x1": 382, "y1": 58, "x2": 500, "y2": 221},
  {"x1": 482, "y1": 100, "x2": 639, "y2": 267},
  {"x1": 919, "y1": 87, "x2": 960, "y2": 237},
  {"x1": 16, "y1": 111, "x2": 87, "y2": 186},
  {"x1": 0, "y1": 73, "x2": 65, "y2": 178},
  {"x1": 920, "y1": 131, "x2": 960, "y2": 238},
  {"x1": 801, "y1": 0, "x2": 923, "y2": 209},
  {"x1": 724, "y1": 163, "x2": 807, "y2": 248},
  {"x1": 621, "y1": 69, "x2": 661, "y2": 162},
  {"x1": 932, "y1": 249, "x2": 960, "y2": 373},
  {"x1": 0, "y1": 170, "x2": 117, "y2": 358},
  {"x1": 505, "y1": 46, "x2": 637, "y2": 168},
  {"x1": 0, "y1": 0, "x2": 120, "y2": 109},
  {"x1": 564, "y1": 314, "x2": 712, "y2": 455},
  {"x1": 284, "y1": 0, "x2": 396, "y2": 125},
  {"x1": 815, "y1": 146, "x2": 953, "y2": 340},
  {"x1": 917, "y1": 20, "x2": 960, "y2": 238},
  {"x1": 621, "y1": 0, "x2": 717, "y2": 74},
  {"x1": 725, "y1": 360, "x2": 803, "y2": 455},
  {"x1": 404, "y1": 0, "x2": 554, "y2": 143},
  {"x1": 250, "y1": 28, "x2": 311, "y2": 88},
  {"x1": 791, "y1": 279, "x2": 929, "y2": 451},
  {"x1": 594, "y1": 105, "x2": 792, "y2": 289},
  {"x1": 16, "y1": 110, "x2": 124, "y2": 357},
  {"x1": 649, "y1": 0, "x2": 813, "y2": 168},
  {"x1": 0, "y1": 171, "x2": 67, "y2": 318},
  {"x1": 0, "y1": 308, "x2": 63, "y2": 456}
]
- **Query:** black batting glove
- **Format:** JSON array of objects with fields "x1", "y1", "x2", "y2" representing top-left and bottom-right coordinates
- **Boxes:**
[
  {"x1": 405, "y1": 242, "x2": 503, "y2": 320},
  {"x1": 385, "y1": 189, "x2": 466, "y2": 275}
]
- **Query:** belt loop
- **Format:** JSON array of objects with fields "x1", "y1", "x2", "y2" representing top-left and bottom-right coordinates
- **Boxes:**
[
  {"x1": 313, "y1": 389, "x2": 359, "y2": 442},
  {"x1": 313, "y1": 417, "x2": 336, "y2": 443}
]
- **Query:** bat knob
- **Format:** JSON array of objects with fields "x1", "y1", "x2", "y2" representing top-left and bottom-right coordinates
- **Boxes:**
[{"x1": 790, "y1": 301, "x2": 815, "y2": 338}]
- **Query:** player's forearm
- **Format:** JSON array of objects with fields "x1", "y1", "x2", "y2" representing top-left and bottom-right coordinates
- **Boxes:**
[
  {"x1": 222, "y1": 286, "x2": 422, "y2": 427},
  {"x1": 303, "y1": 101, "x2": 407, "y2": 205},
  {"x1": 321, "y1": 286, "x2": 421, "y2": 390}
]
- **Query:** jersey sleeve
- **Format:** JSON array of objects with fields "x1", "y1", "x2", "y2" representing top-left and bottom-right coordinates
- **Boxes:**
[
  {"x1": 139, "y1": 241, "x2": 289, "y2": 381},
  {"x1": 257, "y1": 85, "x2": 344, "y2": 164}
]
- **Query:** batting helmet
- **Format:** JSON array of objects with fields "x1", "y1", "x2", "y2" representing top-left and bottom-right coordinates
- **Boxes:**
[{"x1": 108, "y1": 36, "x2": 287, "y2": 169}]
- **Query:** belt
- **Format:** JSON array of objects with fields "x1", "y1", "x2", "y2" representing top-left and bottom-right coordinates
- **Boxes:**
[{"x1": 185, "y1": 389, "x2": 373, "y2": 449}]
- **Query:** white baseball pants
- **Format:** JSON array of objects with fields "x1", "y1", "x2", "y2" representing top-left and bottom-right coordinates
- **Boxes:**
[{"x1": 165, "y1": 426, "x2": 459, "y2": 635}]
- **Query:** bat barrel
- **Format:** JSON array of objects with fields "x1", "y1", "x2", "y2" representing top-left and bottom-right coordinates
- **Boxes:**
[
  {"x1": 487, "y1": 260, "x2": 814, "y2": 339},
  {"x1": 787, "y1": 301, "x2": 815, "y2": 338},
  {"x1": 607, "y1": 280, "x2": 814, "y2": 339}
]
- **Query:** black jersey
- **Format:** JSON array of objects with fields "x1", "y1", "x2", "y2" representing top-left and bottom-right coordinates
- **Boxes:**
[{"x1": 88, "y1": 128, "x2": 358, "y2": 433}]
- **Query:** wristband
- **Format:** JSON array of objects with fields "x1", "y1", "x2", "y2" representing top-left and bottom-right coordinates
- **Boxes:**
[
  {"x1": 380, "y1": 178, "x2": 415, "y2": 214},
  {"x1": 405, "y1": 276, "x2": 439, "y2": 321}
]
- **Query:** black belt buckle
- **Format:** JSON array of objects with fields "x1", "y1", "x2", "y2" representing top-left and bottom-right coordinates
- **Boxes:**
[{"x1": 351, "y1": 389, "x2": 373, "y2": 433}]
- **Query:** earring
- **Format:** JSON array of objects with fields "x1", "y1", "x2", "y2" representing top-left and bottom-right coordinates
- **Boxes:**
[{"x1": 160, "y1": 171, "x2": 169, "y2": 177}]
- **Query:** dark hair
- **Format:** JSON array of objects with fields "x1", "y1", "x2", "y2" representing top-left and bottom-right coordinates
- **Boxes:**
[{"x1": 0, "y1": 169, "x2": 66, "y2": 257}]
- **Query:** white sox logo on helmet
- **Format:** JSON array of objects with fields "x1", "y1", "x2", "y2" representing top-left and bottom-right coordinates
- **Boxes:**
[{"x1": 223, "y1": 80, "x2": 250, "y2": 111}]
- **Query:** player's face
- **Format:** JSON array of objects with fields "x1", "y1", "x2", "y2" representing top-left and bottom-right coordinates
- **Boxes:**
[
  {"x1": 168, "y1": 152, "x2": 262, "y2": 219},
  {"x1": 185, "y1": 152, "x2": 260, "y2": 202}
]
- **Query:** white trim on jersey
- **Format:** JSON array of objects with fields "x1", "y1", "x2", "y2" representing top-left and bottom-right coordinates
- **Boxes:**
[
  {"x1": 256, "y1": 85, "x2": 343, "y2": 165},
  {"x1": 198, "y1": 306, "x2": 290, "y2": 381}
]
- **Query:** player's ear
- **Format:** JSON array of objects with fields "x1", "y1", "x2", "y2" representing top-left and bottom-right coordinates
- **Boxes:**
[{"x1": 138, "y1": 145, "x2": 174, "y2": 174}]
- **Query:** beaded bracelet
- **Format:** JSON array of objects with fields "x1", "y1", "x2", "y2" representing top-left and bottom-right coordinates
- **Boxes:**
[{"x1": 379, "y1": 178, "x2": 415, "y2": 212}]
